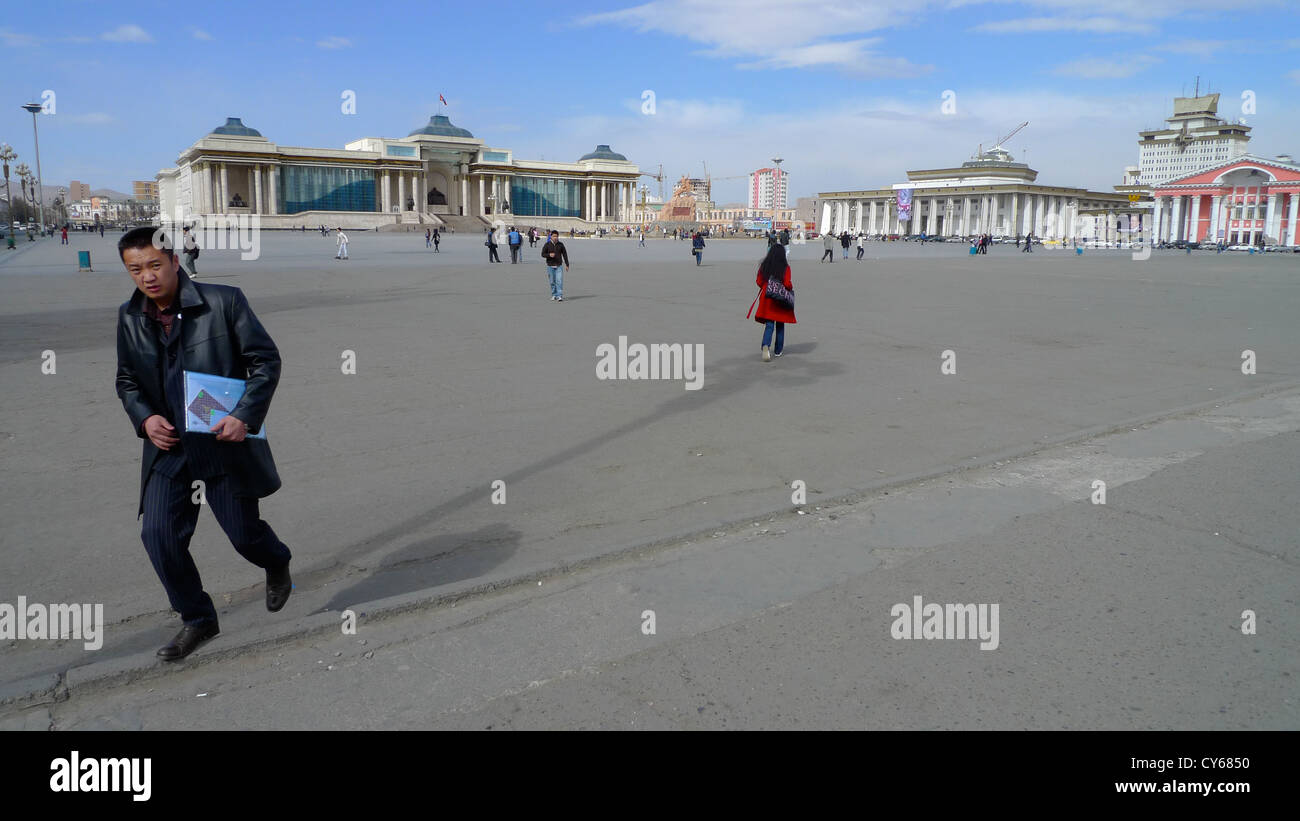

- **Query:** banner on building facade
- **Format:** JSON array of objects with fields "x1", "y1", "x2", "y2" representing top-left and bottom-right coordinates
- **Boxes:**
[{"x1": 897, "y1": 188, "x2": 913, "y2": 221}]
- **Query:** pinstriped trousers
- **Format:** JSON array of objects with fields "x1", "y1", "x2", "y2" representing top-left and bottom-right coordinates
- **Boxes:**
[{"x1": 140, "y1": 465, "x2": 291, "y2": 626}]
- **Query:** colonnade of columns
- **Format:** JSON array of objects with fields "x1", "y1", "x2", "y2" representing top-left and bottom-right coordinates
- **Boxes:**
[
  {"x1": 378, "y1": 168, "x2": 422, "y2": 213},
  {"x1": 577, "y1": 179, "x2": 636, "y2": 222},
  {"x1": 818, "y1": 191, "x2": 1093, "y2": 239},
  {"x1": 194, "y1": 161, "x2": 279, "y2": 216},
  {"x1": 1152, "y1": 188, "x2": 1299, "y2": 246}
]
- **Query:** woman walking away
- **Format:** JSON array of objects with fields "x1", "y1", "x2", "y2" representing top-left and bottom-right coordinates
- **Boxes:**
[
  {"x1": 692, "y1": 231, "x2": 705, "y2": 265},
  {"x1": 748, "y1": 243, "x2": 796, "y2": 362},
  {"x1": 432, "y1": 228, "x2": 440, "y2": 252}
]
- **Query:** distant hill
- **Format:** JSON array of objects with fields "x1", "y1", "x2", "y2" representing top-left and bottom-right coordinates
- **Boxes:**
[{"x1": 89, "y1": 188, "x2": 132, "y2": 201}]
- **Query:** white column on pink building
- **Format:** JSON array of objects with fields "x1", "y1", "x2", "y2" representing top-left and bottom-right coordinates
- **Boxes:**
[
  {"x1": 1208, "y1": 195, "x2": 1221, "y2": 244},
  {"x1": 1188, "y1": 195, "x2": 1201, "y2": 242},
  {"x1": 1264, "y1": 193, "x2": 1279, "y2": 243},
  {"x1": 1287, "y1": 191, "x2": 1300, "y2": 246}
]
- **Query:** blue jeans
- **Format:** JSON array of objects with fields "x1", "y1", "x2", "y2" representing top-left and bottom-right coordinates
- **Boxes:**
[
  {"x1": 548, "y1": 265, "x2": 564, "y2": 298},
  {"x1": 761, "y1": 321, "x2": 785, "y2": 353},
  {"x1": 695, "y1": 249, "x2": 702, "y2": 265}
]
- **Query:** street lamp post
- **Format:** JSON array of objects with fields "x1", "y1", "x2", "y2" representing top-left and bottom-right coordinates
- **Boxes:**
[
  {"x1": 771, "y1": 156, "x2": 783, "y2": 229},
  {"x1": 16, "y1": 163, "x2": 32, "y2": 225},
  {"x1": 0, "y1": 144, "x2": 14, "y2": 236},
  {"x1": 22, "y1": 103, "x2": 46, "y2": 234}
]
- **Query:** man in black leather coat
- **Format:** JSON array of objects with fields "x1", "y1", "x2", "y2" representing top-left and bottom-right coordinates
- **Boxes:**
[{"x1": 115, "y1": 227, "x2": 292, "y2": 661}]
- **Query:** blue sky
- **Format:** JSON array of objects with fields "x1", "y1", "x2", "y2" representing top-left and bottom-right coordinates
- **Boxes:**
[{"x1": 1, "y1": 0, "x2": 1297, "y2": 204}]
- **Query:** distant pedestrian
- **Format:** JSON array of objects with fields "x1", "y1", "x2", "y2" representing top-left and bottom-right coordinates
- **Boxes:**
[
  {"x1": 432, "y1": 228, "x2": 440, "y2": 253},
  {"x1": 856, "y1": 234, "x2": 864, "y2": 260},
  {"x1": 821, "y1": 231, "x2": 835, "y2": 262},
  {"x1": 541, "y1": 229, "x2": 569, "y2": 301},
  {"x1": 840, "y1": 231, "x2": 851, "y2": 259},
  {"x1": 335, "y1": 228, "x2": 349, "y2": 259},
  {"x1": 486, "y1": 227, "x2": 501, "y2": 262},
  {"x1": 426, "y1": 228, "x2": 431, "y2": 248},
  {"x1": 692, "y1": 231, "x2": 705, "y2": 265},
  {"x1": 182, "y1": 226, "x2": 200, "y2": 278},
  {"x1": 61, "y1": 226, "x2": 68, "y2": 245},
  {"x1": 748, "y1": 243, "x2": 796, "y2": 362},
  {"x1": 638, "y1": 229, "x2": 646, "y2": 248},
  {"x1": 508, "y1": 226, "x2": 523, "y2": 263},
  {"x1": 1022, "y1": 232, "x2": 1033, "y2": 253}
]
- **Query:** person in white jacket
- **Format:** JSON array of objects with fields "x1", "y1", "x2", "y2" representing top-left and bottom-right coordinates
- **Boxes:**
[{"x1": 336, "y1": 228, "x2": 349, "y2": 260}]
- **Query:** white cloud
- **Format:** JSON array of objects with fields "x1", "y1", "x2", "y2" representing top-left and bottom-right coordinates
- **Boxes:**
[
  {"x1": 974, "y1": 17, "x2": 1154, "y2": 34},
  {"x1": 735, "y1": 38, "x2": 932, "y2": 75},
  {"x1": 191, "y1": 28, "x2": 214, "y2": 41},
  {"x1": 579, "y1": 0, "x2": 927, "y2": 75},
  {"x1": 101, "y1": 24, "x2": 153, "y2": 43},
  {"x1": 317, "y1": 36, "x2": 351, "y2": 49},
  {"x1": 1155, "y1": 39, "x2": 1233, "y2": 58},
  {"x1": 0, "y1": 28, "x2": 39, "y2": 47},
  {"x1": 1052, "y1": 55, "x2": 1159, "y2": 79}
]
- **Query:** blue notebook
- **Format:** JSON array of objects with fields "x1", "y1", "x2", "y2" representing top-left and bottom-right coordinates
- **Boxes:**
[{"x1": 182, "y1": 370, "x2": 267, "y2": 439}]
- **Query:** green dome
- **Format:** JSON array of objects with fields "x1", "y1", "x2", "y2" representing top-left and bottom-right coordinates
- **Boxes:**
[
  {"x1": 579, "y1": 144, "x2": 628, "y2": 161},
  {"x1": 409, "y1": 115, "x2": 474, "y2": 138},
  {"x1": 210, "y1": 117, "x2": 263, "y2": 138}
]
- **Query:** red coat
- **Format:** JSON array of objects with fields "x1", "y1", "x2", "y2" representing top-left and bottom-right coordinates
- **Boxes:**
[{"x1": 752, "y1": 266, "x2": 796, "y2": 324}]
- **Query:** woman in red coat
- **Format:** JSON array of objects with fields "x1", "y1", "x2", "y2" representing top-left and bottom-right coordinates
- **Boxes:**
[{"x1": 750, "y1": 243, "x2": 796, "y2": 362}]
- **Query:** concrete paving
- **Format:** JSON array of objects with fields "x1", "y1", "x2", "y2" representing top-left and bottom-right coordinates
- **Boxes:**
[{"x1": 0, "y1": 231, "x2": 1297, "y2": 727}]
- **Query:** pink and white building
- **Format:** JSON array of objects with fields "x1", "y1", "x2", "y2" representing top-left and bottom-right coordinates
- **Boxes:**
[
  {"x1": 1152, "y1": 154, "x2": 1300, "y2": 247},
  {"x1": 748, "y1": 167, "x2": 788, "y2": 211}
]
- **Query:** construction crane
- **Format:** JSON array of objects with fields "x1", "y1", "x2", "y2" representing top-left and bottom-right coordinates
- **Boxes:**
[
  {"x1": 977, "y1": 121, "x2": 1028, "y2": 158},
  {"x1": 699, "y1": 161, "x2": 750, "y2": 202},
  {"x1": 639, "y1": 164, "x2": 666, "y2": 201}
]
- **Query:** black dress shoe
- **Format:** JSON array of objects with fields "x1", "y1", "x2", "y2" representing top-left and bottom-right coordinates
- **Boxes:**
[
  {"x1": 157, "y1": 621, "x2": 219, "y2": 661},
  {"x1": 266, "y1": 563, "x2": 292, "y2": 612}
]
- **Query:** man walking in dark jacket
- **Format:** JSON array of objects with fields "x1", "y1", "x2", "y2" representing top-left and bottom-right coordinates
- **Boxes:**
[
  {"x1": 115, "y1": 227, "x2": 292, "y2": 661},
  {"x1": 541, "y1": 230, "x2": 570, "y2": 300}
]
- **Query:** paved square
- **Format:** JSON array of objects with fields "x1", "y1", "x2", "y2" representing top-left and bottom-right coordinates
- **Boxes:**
[{"x1": 2, "y1": 232, "x2": 1298, "y2": 699}]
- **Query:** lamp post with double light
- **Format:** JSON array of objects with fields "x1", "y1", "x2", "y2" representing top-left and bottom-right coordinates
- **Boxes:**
[{"x1": 0, "y1": 144, "x2": 14, "y2": 236}]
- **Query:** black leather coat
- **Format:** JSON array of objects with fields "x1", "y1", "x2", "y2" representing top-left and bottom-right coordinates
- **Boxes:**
[{"x1": 115, "y1": 271, "x2": 282, "y2": 515}]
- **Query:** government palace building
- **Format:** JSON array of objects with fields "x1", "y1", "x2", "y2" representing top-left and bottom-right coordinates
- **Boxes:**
[{"x1": 157, "y1": 116, "x2": 640, "y2": 231}]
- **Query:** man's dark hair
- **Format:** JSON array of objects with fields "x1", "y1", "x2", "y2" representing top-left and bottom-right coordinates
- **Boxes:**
[
  {"x1": 118, "y1": 226, "x2": 174, "y2": 260},
  {"x1": 549, "y1": 230, "x2": 559, "y2": 237}
]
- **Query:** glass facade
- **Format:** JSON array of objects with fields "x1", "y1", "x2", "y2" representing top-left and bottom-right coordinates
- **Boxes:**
[
  {"x1": 278, "y1": 165, "x2": 376, "y2": 213},
  {"x1": 511, "y1": 176, "x2": 582, "y2": 217}
]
